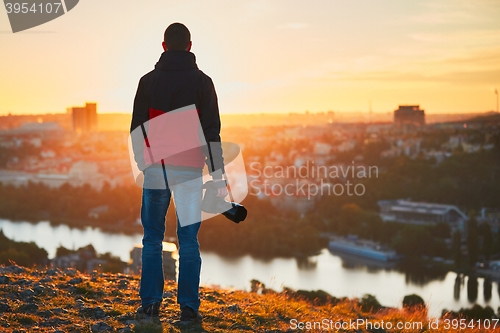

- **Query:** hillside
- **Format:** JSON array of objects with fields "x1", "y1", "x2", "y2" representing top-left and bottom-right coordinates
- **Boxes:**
[{"x1": 0, "y1": 264, "x2": 494, "y2": 333}]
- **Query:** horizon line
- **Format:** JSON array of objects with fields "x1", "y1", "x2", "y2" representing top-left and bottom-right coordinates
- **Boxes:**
[{"x1": 1, "y1": 110, "x2": 499, "y2": 117}]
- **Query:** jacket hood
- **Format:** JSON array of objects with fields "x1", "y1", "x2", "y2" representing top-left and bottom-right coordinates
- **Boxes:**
[{"x1": 155, "y1": 50, "x2": 198, "y2": 71}]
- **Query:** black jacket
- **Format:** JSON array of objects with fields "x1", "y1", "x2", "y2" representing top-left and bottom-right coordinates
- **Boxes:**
[{"x1": 130, "y1": 50, "x2": 224, "y2": 179}]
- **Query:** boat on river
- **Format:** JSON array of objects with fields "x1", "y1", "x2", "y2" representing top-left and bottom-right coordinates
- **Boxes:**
[{"x1": 328, "y1": 236, "x2": 400, "y2": 262}]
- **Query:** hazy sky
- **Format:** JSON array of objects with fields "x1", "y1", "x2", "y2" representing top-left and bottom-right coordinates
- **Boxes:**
[{"x1": 1, "y1": 0, "x2": 499, "y2": 115}]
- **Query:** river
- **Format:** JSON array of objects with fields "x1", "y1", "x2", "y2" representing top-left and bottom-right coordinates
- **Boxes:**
[{"x1": 0, "y1": 218, "x2": 497, "y2": 318}]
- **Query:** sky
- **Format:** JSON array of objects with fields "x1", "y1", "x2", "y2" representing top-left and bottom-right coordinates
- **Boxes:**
[{"x1": 1, "y1": 0, "x2": 500, "y2": 115}]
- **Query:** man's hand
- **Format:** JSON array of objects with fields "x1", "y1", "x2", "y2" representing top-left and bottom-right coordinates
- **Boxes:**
[{"x1": 214, "y1": 180, "x2": 228, "y2": 197}]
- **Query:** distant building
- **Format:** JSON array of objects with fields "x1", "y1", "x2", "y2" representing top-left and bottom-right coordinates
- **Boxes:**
[
  {"x1": 35, "y1": 161, "x2": 105, "y2": 189},
  {"x1": 335, "y1": 140, "x2": 356, "y2": 153},
  {"x1": 378, "y1": 199, "x2": 467, "y2": 231},
  {"x1": 477, "y1": 208, "x2": 500, "y2": 233},
  {"x1": 447, "y1": 135, "x2": 464, "y2": 149},
  {"x1": 40, "y1": 150, "x2": 56, "y2": 158},
  {"x1": 35, "y1": 173, "x2": 70, "y2": 188},
  {"x1": 394, "y1": 105, "x2": 425, "y2": 131},
  {"x1": 314, "y1": 142, "x2": 332, "y2": 155},
  {"x1": 30, "y1": 137, "x2": 42, "y2": 147},
  {"x1": 0, "y1": 160, "x2": 106, "y2": 189},
  {"x1": 269, "y1": 195, "x2": 315, "y2": 215},
  {"x1": 381, "y1": 138, "x2": 422, "y2": 159},
  {"x1": 88, "y1": 205, "x2": 109, "y2": 219},
  {"x1": 130, "y1": 242, "x2": 177, "y2": 280},
  {"x1": 51, "y1": 245, "x2": 107, "y2": 272},
  {"x1": 68, "y1": 161, "x2": 102, "y2": 188},
  {"x1": 424, "y1": 151, "x2": 452, "y2": 164},
  {"x1": 71, "y1": 102, "x2": 97, "y2": 133},
  {"x1": 0, "y1": 170, "x2": 34, "y2": 187},
  {"x1": 19, "y1": 122, "x2": 63, "y2": 132},
  {"x1": 0, "y1": 121, "x2": 64, "y2": 136}
]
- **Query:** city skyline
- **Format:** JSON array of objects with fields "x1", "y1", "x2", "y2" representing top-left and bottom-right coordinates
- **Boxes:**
[{"x1": 1, "y1": 0, "x2": 500, "y2": 115}]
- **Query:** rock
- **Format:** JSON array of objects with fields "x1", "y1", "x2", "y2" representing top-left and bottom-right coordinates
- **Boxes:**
[
  {"x1": 116, "y1": 313, "x2": 135, "y2": 322},
  {"x1": 227, "y1": 304, "x2": 242, "y2": 313},
  {"x1": 39, "y1": 277, "x2": 53, "y2": 283},
  {"x1": 0, "y1": 265, "x2": 26, "y2": 274},
  {"x1": 37, "y1": 309, "x2": 54, "y2": 318},
  {"x1": 75, "y1": 294, "x2": 87, "y2": 300},
  {"x1": 163, "y1": 291, "x2": 174, "y2": 298},
  {"x1": 56, "y1": 282, "x2": 68, "y2": 289},
  {"x1": 78, "y1": 306, "x2": 92, "y2": 317},
  {"x1": 118, "y1": 279, "x2": 129, "y2": 289},
  {"x1": 93, "y1": 306, "x2": 107, "y2": 319},
  {"x1": 0, "y1": 301, "x2": 11, "y2": 313},
  {"x1": 51, "y1": 307, "x2": 65, "y2": 314},
  {"x1": 47, "y1": 289, "x2": 57, "y2": 297},
  {"x1": 77, "y1": 305, "x2": 106, "y2": 319},
  {"x1": 75, "y1": 300, "x2": 85, "y2": 309},
  {"x1": 19, "y1": 289, "x2": 35, "y2": 299},
  {"x1": 64, "y1": 268, "x2": 77, "y2": 277},
  {"x1": 68, "y1": 277, "x2": 83, "y2": 285},
  {"x1": 0, "y1": 276, "x2": 10, "y2": 284},
  {"x1": 45, "y1": 269, "x2": 59, "y2": 276},
  {"x1": 13, "y1": 279, "x2": 31, "y2": 286},
  {"x1": 91, "y1": 322, "x2": 113, "y2": 332},
  {"x1": 126, "y1": 299, "x2": 140, "y2": 306},
  {"x1": 18, "y1": 303, "x2": 38, "y2": 313},
  {"x1": 118, "y1": 326, "x2": 132, "y2": 333},
  {"x1": 5, "y1": 291, "x2": 20, "y2": 299},
  {"x1": 39, "y1": 318, "x2": 71, "y2": 327},
  {"x1": 33, "y1": 284, "x2": 45, "y2": 295}
]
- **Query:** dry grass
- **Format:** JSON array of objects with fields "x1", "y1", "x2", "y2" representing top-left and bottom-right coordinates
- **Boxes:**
[{"x1": 0, "y1": 265, "x2": 498, "y2": 332}]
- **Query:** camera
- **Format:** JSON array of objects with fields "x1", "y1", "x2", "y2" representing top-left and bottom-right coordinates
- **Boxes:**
[{"x1": 201, "y1": 180, "x2": 247, "y2": 223}]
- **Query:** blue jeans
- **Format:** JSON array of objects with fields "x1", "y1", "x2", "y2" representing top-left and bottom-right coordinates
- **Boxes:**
[{"x1": 140, "y1": 166, "x2": 203, "y2": 311}]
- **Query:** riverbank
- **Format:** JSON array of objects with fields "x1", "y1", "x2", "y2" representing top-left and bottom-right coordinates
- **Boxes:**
[
  {"x1": 1, "y1": 218, "x2": 499, "y2": 318},
  {"x1": 6, "y1": 215, "x2": 144, "y2": 235},
  {"x1": 0, "y1": 185, "x2": 326, "y2": 259}
]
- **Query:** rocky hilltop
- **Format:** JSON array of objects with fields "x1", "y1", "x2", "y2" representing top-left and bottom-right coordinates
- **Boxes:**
[{"x1": 0, "y1": 265, "x2": 488, "y2": 333}]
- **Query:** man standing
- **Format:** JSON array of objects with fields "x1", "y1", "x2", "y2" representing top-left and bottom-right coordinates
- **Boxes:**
[{"x1": 130, "y1": 22, "x2": 227, "y2": 323}]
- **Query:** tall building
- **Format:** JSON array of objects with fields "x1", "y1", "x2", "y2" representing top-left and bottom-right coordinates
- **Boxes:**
[
  {"x1": 394, "y1": 105, "x2": 425, "y2": 132},
  {"x1": 71, "y1": 102, "x2": 97, "y2": 133}
]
